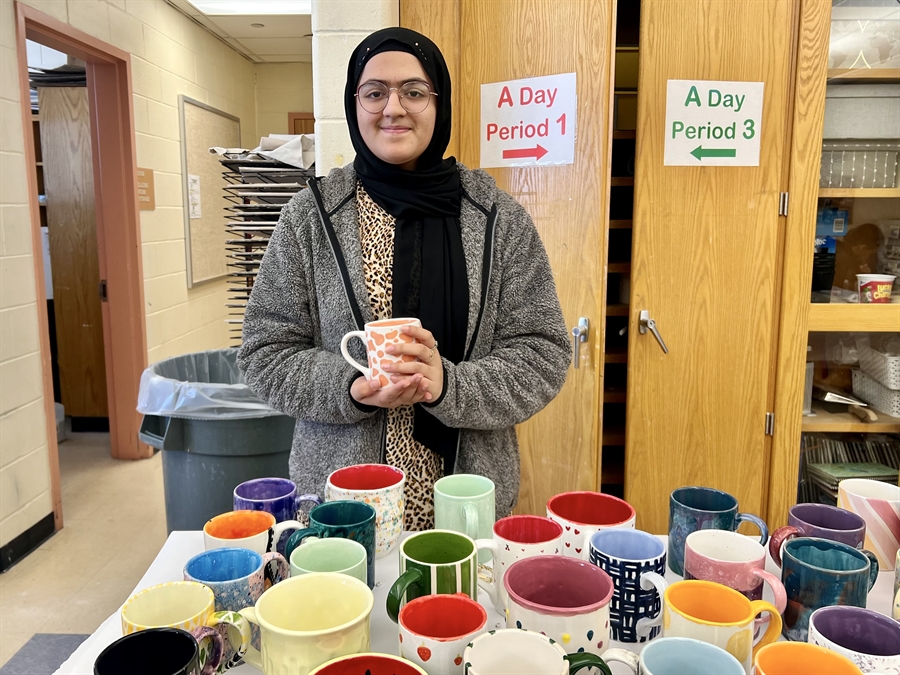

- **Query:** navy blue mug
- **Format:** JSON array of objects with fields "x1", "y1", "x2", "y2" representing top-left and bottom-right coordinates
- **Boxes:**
[
  {"x1": 668, "y1": 486, "x2": 768, "y2": 575},
  {"x1": 233, "y1": 477, "x2": 321, "y2": 523},
  {"x1": 781, "y1": 537, "x2": 879, "y2": 642}
]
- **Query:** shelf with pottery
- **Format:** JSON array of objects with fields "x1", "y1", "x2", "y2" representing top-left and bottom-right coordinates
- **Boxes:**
[
  {"x1": 802, "y1": 401, "x2": 900, "y2": 434},
  {"x1": 827, "y1": 68, "x2": 900, "y2": 82},
  {"x1": 818, "y1": 188, "x2": 900, "y2": 199},
  {"x1": 807, "y1": 303, "x2": 900, "y2": 332}
]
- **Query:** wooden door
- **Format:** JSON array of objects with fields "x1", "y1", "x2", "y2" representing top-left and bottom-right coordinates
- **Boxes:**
[
  {"x1": 289, "y1": 113, "x2": 315, "y2": 135},
  {"x1": 39, "y1": 86, "x2": 108, "y2": 419},
  {"x1": 625, "y1": 0, "x2": 797, "y2": 533},
  {"x1": 403, "y1": 0, "x2": 615, "y2": 513}
]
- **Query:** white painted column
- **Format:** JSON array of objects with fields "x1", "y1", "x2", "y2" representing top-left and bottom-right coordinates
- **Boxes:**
[{"x1": 311, "y1": 0, "x2": 399, "y2": 175}]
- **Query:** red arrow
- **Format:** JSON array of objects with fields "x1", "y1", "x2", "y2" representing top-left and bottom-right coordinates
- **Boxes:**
[{"x1": 502, "y1": 144, "x2": 548, "y2": 160}]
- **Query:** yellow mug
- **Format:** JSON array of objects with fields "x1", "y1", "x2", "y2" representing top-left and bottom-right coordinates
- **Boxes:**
[
  {"x1": 663, "y1": 579, "x2": 781, "y2": 672},
  {"x1": 755, "y1": 642, "x2": 864, "y2": 675},
  {"x1": 238, "y1": 572, "x2": 373, "y2": 675}
]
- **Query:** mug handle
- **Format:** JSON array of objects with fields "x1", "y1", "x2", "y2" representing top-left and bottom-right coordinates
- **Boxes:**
[
  {"x1": 750, "y1": 568, "x2": 787, "y2": 615},
  {"x1": 237, "y1": 607, "x2": 263, "y2": 671},
  {"x1": 768, "y1": 526, "x2": 802, "y2": 568},
  {"x1": 261, "y1": 551, "x2": 290, "y2": 588},
  {"x1": 294, "y1": 493, "x2": 322, "y2": 521},
  {"x1": 564, "y1": 652, "x2": 612, "y2": 675},
  {"x1": 284, "y1": 527, "x2": 318, "y2": 559},
  {"x1": 634, "y1": 571, "x2": 668, "y2": 637},
  {"x1": 340, "y1": 331, "x2": 371, "y2": 378},
  {"x1": 475, "y1": 539, "x2": 501, "y2": 608},
  {"x1": 190, "y1": 625, "x2": 224, "y2": 675},
  {"x1": 599, "y1": 648, "x2": 639, "y2": 674},
  {"x1": 736, "y1": 512, "x2": 769, "y2": 547},
  {"x1": 387, "y1": 568, "x2": 424, "y2": 624},
  {"x1": 748, "y1": 600, "x2": 782, "y2": 656},
  {"x1": 206, "y1": 610, "x2": 251, "y2": 671},
  {"x1": 463, "y1": 502, "x2": 480, "y2": 541},
  {"x1": 860, "y1": 549, "x2": 880, "y2": 590}
]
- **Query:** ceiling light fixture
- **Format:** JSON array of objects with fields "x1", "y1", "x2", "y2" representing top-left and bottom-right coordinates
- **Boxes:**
[{"x1": 185, "y1": 0, "x2": 311, "y2": 15}]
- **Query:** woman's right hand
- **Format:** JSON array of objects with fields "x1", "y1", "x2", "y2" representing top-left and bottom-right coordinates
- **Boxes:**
[{"x1": 350, "y1": 373, "x2": 432, "y2": 409}]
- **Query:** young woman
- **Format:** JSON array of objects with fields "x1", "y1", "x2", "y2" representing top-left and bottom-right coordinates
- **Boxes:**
[{"x1": 238, "y1": 28, "x2": 569, "y2": 530}]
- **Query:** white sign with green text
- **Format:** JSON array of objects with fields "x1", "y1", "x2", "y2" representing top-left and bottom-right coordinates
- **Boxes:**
[{"x1": 664, "y1": 79, "x2": 764, "y2": 166}]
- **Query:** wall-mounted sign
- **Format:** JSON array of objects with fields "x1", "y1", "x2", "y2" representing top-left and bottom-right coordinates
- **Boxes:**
[
  {"x1": 664, "y1": 79, "x2": 764, "y2": 166},
  {"x1": 136, "y1": 167, "x2": 155, "y2": 210},
  {"x1": 480, "y1": 72, "x2": 577, "y2": 169}
]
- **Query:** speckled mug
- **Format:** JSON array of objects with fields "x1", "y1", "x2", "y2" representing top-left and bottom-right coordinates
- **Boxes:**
[
  {"x1": 325, "y1": 464, "x2": 405, "y2": 558},
  {"x1": 808, "y1": 605, "x2": 900, "y2": 674}
]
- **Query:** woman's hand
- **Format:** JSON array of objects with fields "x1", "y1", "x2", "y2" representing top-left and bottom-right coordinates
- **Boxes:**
[
  {"x1": 350, "y1": 372, "x2": 432, "y2": 409},
  {"x1": 382, "y1": 324, "x2": 444, "y2": 403}
]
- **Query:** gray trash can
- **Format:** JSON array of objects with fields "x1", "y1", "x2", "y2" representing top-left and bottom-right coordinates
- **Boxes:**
[{"x1": 137, "y1": 349, "x2": 295, "y2": 533}]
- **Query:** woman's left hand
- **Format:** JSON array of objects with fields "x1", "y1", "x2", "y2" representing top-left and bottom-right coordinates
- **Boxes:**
[{"x1": 382, "y1": 324, "x2": 444, "y2": 403}]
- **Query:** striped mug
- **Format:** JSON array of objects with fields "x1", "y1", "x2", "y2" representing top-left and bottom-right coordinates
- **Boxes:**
[{"x1": 386, "y1": 530, "x2": 494, "y2": 622}]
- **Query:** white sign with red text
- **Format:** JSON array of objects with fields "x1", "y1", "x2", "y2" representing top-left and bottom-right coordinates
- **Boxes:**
[{"x1": 480, "y1": 73, "x2": 576, "y2": 169}]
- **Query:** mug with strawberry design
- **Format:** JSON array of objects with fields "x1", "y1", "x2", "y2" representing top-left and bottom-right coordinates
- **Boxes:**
[
  {"x1": 547, "y1": 492, "x2": 635, "y2": 560},
  {"x1": 396, "y1": 594, "x2": 488, "y2": 675}
]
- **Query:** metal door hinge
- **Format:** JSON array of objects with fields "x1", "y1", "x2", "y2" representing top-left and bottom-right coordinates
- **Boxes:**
[
  {"x1": 99, "y1": 279, "x2": 108, "y2": 302},
  {"x1": 765, "y1": 412, "x2": 775, "y2": 436},
  {"x1": 778, "y1": 192, "x2": 789, "y2": 217}
]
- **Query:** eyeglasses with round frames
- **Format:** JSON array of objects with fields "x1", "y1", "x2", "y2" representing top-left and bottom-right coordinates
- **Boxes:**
[{"x1": 355, "y1": 81, "x2": 438, "y2": 114}]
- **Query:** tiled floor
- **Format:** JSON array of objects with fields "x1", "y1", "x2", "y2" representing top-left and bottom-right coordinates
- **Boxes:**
[{"x1": 0, "y1": 431, "x2": 166, "y2": 667}]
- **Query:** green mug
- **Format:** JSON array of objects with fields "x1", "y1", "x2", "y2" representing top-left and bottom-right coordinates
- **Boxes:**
[
  {"x1": 387, "y1": 529, "x2": 494, "y2": 623},
  {"x1": 289, "y1": 537, "x2": 368, "y2": 586},
  {"x1": 434, "y1": 474, "x2": 495, "y2": 564}
]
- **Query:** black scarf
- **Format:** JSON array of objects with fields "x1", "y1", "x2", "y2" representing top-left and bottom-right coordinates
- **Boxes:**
[{"x1": 345, "y1": 28, "x2": 469, "y2": 472}]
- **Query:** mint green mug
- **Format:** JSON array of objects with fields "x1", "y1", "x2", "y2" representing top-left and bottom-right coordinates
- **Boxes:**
[
  {"x1": 289, "y1": 537, "x2": 368, "y2": 586},
  {"x1": 434, "y1": 474, "x2": 495, "y2": 564}
]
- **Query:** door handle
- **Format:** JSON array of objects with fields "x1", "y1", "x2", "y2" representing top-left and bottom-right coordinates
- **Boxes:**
[
  {"x1": 571, "y1": 317, "x2": 589, "y2": 368},
  {"x1": 639, "y1": 310, "x2": 668, "y2": 354}
]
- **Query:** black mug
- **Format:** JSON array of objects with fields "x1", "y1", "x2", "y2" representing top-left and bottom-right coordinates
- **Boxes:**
[{"x1": 94, "y1": 627, "x2": 223, "y2": 675}]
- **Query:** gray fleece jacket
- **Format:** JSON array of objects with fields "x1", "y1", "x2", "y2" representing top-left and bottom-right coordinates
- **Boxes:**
[{"x1": 237, "y1": 163, "x2": 569, "y2": 516}]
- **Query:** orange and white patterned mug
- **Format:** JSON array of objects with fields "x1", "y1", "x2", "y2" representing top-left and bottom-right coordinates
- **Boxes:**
[{"x1": 340, "y1": 318, "x2": 421, "y2": 387}]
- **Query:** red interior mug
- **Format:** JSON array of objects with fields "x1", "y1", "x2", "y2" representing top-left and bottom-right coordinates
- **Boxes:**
[
  {"x1": 547, "y1": 492, "x2": 636, "y2": 559},
  {"x1": 310, "y1": 653, "x2": 428, "y2": 675},
  {"x1": 398, "y1": 594, "x2": 488, "y2": 672}
]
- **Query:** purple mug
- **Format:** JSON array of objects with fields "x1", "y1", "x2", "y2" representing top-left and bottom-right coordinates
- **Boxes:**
[
  {"x1": 233, "y1": 477, "x2": 321, "y2": 524},
  {"x1": 808, "y1": 605, "x2": 900, "y2": 673},
  {"x1": 769, "y1": 503, "x2": 866, "y2": 567}
]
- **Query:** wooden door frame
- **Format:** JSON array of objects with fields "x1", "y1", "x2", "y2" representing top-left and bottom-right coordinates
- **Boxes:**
[{"x1": 14, "y1": 3, "x2": 151, "y2": 527}]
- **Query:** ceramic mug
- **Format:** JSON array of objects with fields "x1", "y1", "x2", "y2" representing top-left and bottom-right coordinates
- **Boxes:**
[
  {"x1": 837, "y1": 478, "x2": 900, "y2": 570},
  {"x1": 203, "y1": 511, "x2": 303, "y2": 556},
  {"x1": 120, "y1": 581, "x2": 250, "y2": 674},
  {"x1": 434, "y1": 474, "x2": 495, "y2": 565},
  {"x1": 233, "y1": 477, "x2": 322, "y2": 524},
  {"x1": 284, "y1": 500, "x2": 377, "y2": 588},
  {"x1": 781, "y1": 537, "x2": 879, "y2": 642},
  {"x1": 808, "y1": 605, "x2": 900, "y2": 674},
  {"x1": 463, "y1": 629, "x2": 611, "y2": 675},
  {"x1": 184, "y1": 547, "x2": 289, "y2": 665},
  {"x1": 325, "y1": 464, "x2": 405, "y2": 558},
  {"x1": 684, "y1": 530, "x2": 787, "y2": 616},
  {"x1": 310, "y1": 654, "x2": 428, "y2": 675},
  {"x1": 895, "y1": 550, "x2": 900, "y2": 621},
  {"x1": 289, "y1": 536, "x2": 368, "y2": 586},
  {"x1": 754, "y1": 642, "x2": 865, "y2": 675},
  {"x1": 546, "y1": 491, "x2": 636, "y2": 559},
  {"x1": 94, "y1": 628, "x2": 223, "y2": 675},
  {"x1": 662, "y1": 579, "x2": 782, "y2": 672},
  {"x1": 505, "y1": 555, "x2": 615, "y2": 657},
  {"x1": 387, "y1": 530, "x2": 494, "y2": 622},
  {"x1": 237, "y1": 572, "x2": 373, "y2": 675},
  {"x1": 340, "y1": 317, "x2": 422, "y2": 387},
  {"x1": 477, "y1": 515, "x2": 564, "y2": 613},
  {"x1": 602, "y1": 637, "x2": 745, "y2": 675},
  {"x1": 396, "y1": 593, "x2": 487, "y2": 675},
  {"x1": 667, "y1": 486, "x2": 768, "y2": 575},
  {"x1": 588, "y1": 528, "x2": 668, "y2": 643},
  {"x1": 768, "y1": 503, "x2": 867, "y2": 567}
]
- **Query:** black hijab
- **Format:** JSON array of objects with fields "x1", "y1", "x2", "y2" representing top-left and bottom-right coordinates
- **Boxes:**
[{"x1": 345, "y1": 28, "x2": 468, "y2": 472}]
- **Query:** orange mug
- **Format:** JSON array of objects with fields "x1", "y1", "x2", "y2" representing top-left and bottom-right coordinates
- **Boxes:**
[{"x1": 754, "y1": 642, "x2": 863, "y2": 675}]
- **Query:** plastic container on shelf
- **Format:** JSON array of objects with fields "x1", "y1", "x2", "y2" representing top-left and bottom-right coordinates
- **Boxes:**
[
  {"x1": 137, "y1": 349, "x2": 295, "y2": 533},
  {"x1": 852, "y1": 369, "x2": 900, "y2": 418},
  {"x1": 858, "y1": 343, "x2": 900, "y2": 391}
]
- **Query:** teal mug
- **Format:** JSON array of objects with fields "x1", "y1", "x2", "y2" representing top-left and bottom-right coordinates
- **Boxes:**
[
  {"x1": 434, "y1": 474, "x2": 495, "y2": 564},
  {"x1": 387, "y1": 529, "x2": 494, "y2": 622}
]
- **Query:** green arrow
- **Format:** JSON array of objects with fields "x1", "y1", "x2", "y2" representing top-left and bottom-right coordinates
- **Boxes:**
[{"x1": 690, "y1": 145, "x2": 737, "y2": 161}]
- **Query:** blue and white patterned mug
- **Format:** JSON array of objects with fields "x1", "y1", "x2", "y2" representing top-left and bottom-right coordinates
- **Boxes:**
[
  {"x1": 668, "y1": 486, "x2": 768, "y2": 575},
  {"x1": 589, "y1": 528, "x2": 668, "y2": 643}
]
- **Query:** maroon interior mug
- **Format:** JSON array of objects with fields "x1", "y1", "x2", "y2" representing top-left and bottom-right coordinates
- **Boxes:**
[{"x1": 769, "y1": 503, "x2": 866, "y2": 567}]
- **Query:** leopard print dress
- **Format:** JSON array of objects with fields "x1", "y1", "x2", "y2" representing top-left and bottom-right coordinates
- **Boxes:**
[{"x1": 357, "y1": 183, "x2": 444, "y2": 531}]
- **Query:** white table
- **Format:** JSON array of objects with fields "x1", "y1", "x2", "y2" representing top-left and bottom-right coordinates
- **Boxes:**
[{"x1": 55, "y1": 533, "x2": 897, "y2": 675}]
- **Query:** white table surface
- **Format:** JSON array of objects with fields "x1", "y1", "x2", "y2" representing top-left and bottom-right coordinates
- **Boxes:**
[{"x1": 55, "y1": 533, "x2": 897, "y2": 675}]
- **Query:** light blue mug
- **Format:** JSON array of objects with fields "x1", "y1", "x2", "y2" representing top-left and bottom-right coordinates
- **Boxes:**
[
  {"x1": 604, "y1": 637, "x2": 745, "y2": 674},
  {"x1": 434, "y1": 474, "x2": 495, "y2": 564}
]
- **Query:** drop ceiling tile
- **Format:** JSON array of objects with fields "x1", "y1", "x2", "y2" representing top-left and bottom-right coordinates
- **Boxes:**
[
  {"x1": 258, "y1": 54, "x2": 312, "y2": 63},
  {"x1": 206, "y1": 14, "x2": 310, "y2": 38},
  {"x1": 234, "y1": 37, "x2": 311, "y2": 56}
]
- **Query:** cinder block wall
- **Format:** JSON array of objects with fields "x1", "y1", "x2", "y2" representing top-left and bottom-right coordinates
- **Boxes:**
[{"x1": 256, "y1": 62, "x2": 314, "y2": 138}]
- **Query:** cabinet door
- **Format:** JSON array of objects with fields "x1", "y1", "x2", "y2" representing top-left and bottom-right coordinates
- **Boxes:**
[
  {"x1": 404, "y1": 0, "x2": 615, "y2": 513},
  {"x1": 625, "y1": 0, "x2": 796, "y2": 533}
]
